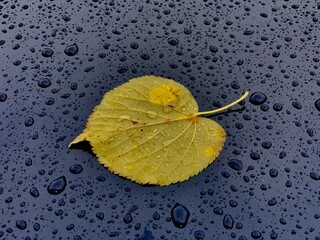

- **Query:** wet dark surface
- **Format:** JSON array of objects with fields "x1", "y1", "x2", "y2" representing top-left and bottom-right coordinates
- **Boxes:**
[{"x1": 1, "y1": 1, "x2": 320, "y2": 239}]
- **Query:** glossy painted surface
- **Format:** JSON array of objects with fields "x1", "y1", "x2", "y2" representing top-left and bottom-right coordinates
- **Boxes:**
[{"x1": 1, "y1": 1, "x2": 320, "y2": 239}]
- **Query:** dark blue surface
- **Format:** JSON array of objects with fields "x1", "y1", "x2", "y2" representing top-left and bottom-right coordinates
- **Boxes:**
[{"x1": 1, "y1": 1, "x2": 320, "y2": 239}]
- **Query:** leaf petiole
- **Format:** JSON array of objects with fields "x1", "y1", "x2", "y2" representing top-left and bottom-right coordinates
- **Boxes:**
[{"x1": 195, "y1": 91, "x2": 249, "y2": 117}]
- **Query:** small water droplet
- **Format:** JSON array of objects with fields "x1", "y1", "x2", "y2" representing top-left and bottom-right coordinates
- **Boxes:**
[
  {"x1": 273, "y1": 103, "x2": 283, "y2": 111},
  {"x1": 117, "y1": 115, "x2": 131, "y2": 122},
  {"x1": 209, "y1": 45, "x2": 218, "y2": 53},
  {"x1": 171, "y1": 203, "x2": 190, "y2": 228},
  {"x1": 223, "y1": 214, "x2": 234, "y2": 229},
  {"x1": 194, "y1": 230, "x2": 205, "y2": 239},
  {"x1": 25, "y1": 117, "x2": 34, "y2": 127},
  {"x1": 38, "y1": 78, "x2": 52, "y2": 88},
  {"x1": 30, "y1": 187, "x2": 40, "y2": 198},
  {"x1": 314, "y1": 99, "x2": 320, "y2": 111},
  {"x1": 167, "y1": 37, "x2": 179, "y2": 46},
  {"x1": 269, "y1": 168, "x2": 278, "y2": 178},
  {"x1": 117, "y1": 66, "x2": 129, "y2": 73},
  {"x1": 69, "y1": 164, "x2": 83, "y2": 174},
  {"x1": 251, "y1": 230, "x2": 262, "y2": 239},
  {"x1": 227, "y1": 159, "x2": 243, "y2": 171},
  {"x1": 310, "y1": 172, "x2": 320, "y2": 181},
  {"x1": 147, "y1": 111, "x2": 158, "y2": 119},
  {"x1": 268, "y1": 197, "x2": 277, "y2": 206},
  {"x1": 41, "y1": 48, "x2": 54, "y2": 57},
  {"x1": 123, "y1": 214, "x2": 133, "y2": 224},
  {"x1": 47, "y1": 176, "x2": 67, "y2": 195},
  {"x1": 249, "y1": 92, "x2": 267, "y2": 105},
  {"x1": 64, "y1": 44, "x2": 79, "y2": 56},
  {"x1": 0, "y1": 93, "x2": 7, "y2": 102},
  {"x1": 130, "y1": 42, "x2": 139, "y2": 49},
  {"x1": 292, "y1": 101, "x2": 302, "y2": 109},
  {"x1": 96, "y1": 212, "x2": 104, "y2": 220},
  {"x1": 16, "y1": 220, "x2": 27, "y2": 230},
  {"x1": 213, "y1": 207, "x2": 223, "y2": 215},
  {"x1": 250, "y1": 152, "x2": 260, "y2": 160}
]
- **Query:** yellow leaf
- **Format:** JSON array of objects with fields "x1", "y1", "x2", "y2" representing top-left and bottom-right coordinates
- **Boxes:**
[{"x1": 69, "y1": 76, "x2": 249, "y2": 186}]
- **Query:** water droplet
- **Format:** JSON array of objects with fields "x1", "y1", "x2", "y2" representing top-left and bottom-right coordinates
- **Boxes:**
[
  {"x1": 38, "y1": 78, "x2": 52, "y2": 88},
  {"x1": 117, "y1": 66, "x2": 129, "y2": 73},
  {"x1": 268, "y1": 197, "x2": 277, "y2": 206},
  {"x1": 96, "y1": 212, "x2": 104, "y2": 220},
  {"x1": 213, "y1": 207, "x2": 223, "y2": 215},
  {"x1": 167, "y1": 37, "x2": 179, "y2": 46},
  {"x1": 33, "y1": 223, "x2": 40, "y2": 231},
  {"x1": 147, "y1": 111, "x2": 158, "y2": 119},
  {"x1": 228, "y1": 159, "x2": 243, "y2": 171},
  {"x1": 41, "y1": 48, "x2": 54, "y2": 57},
  {"x1": 194, "y1": 230, "x2": 205, "y2": 239},
  {"x1": 123, "y1": 214, "x2": 133, "y2": 224},
  {"x1": 16, "y1": 220, "x2": 27, "y2": 230},
  {"x1": 64, "y1": 44, "x2": 79, "y2": 56},
  {"x1": 269, "y1": 168, "x2": 278, "y2": 177},
  {"x1": 140, "y1": 53, "x2": 150, "y2": 60},
  {"x1": 25, "y1": 117, "x2": 34, "y2": 127},
  {"x1": 45, "y1": 97, "x2": 55, "y2": 105},
  {"x1": 272, "y1": 51, "x2": 280, "y2": 58},
  {"x1": 209, "y1": 45, "x2": 218, "y2": 53},
  {"x1": 47, "y1": 176, "x2": 67, "y2": 195},
  {"x1": 77, "y1": 210, "x2": 86, "y2": 218},
  {"x1": 136, "y1": 230, "x2": 154, "y2": 240},
  {"x1": 30, "y1": 187, "x2": 40, "y2": 198},
  {"x1": 310, "y1": 172, "x2": 320, "y2": 181},
  {"x1": 223, "y1": 214, "x2": 234, "y2": 229},
  {"x1": 273, "y1": 103, "x2": 283, "y2": 111},
  {"x1": 0, "y1": 93, "x2": 7, "y2": 102},
  {"x1": 250, "y1": 152, "x2": 260, "y2": 160},
  {"x1": 314, "y1": 99, "x2": 320, "y2": 111},
  {"x1": 171, "y1": 203, "x2": 190, "y2": 228},
  {"x1": 69, "y1": 164, "x2": 83, "y2": 174},
  {"x1": 251, "y1": 230, "x2": 262, "y2": 239},
  {"x1": 249, "y1": 92, "x2": 267, "y2": 105},
  {"x1": 270, "y1": 232, "x2": 278, "y2": 239},
  {"x1": 292, "y1": 101, "x2": 302, "y2": 109},
  {"x1": 25, "y1": 158, "x2": 32, "y2": 166},
  {"x1": 130, "y1": 42, "x2": 139, "y2": 49},
  {"x1": 116, "y1": 115, "x2": 131, "y2": 122},
  {"x1": 261, "y1": 141, "x2": 272, "y2": 149},
  {"x1": 243, "y1": 30, "x2": 254, "y2": 35}
]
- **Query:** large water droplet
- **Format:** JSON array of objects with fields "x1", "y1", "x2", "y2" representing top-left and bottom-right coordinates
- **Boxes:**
[
  {"x1": 171, "y1": 203, "x2": 190, "y2": 228},
  {"x1": 47, "y1": 176, "x2": 67, "y2": 195}
]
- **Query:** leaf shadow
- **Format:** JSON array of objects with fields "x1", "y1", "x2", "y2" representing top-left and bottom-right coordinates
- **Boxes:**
[
  {"x1": 70, "y1": 141, "x2": 160, "y2": 187},
  {"x1": 69, "y1": 141, "x2": 95, "y2": 156},
  {"x1": 211, "y1": 105, "x2": 247, "y2": 117}
]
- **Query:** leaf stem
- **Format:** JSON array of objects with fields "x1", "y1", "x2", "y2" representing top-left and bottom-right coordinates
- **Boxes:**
[{"x1": 195, "y1": 91, "x2": 249, "y2": 116}]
